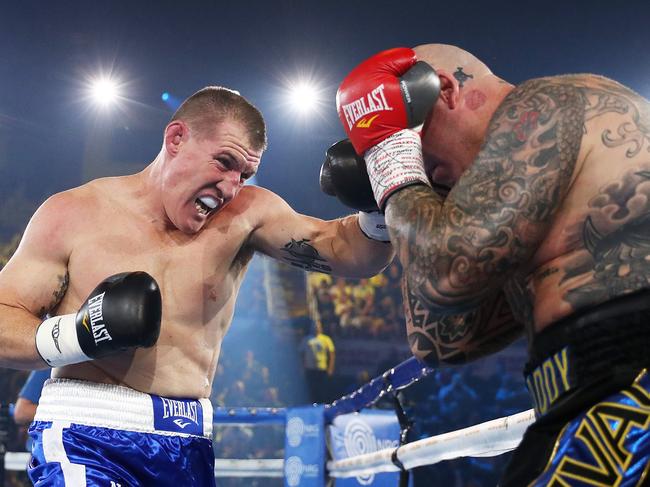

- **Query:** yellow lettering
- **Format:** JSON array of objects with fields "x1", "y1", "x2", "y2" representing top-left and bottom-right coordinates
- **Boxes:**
[
  {"x1": 533, "y1": 369, "x2": 548, "y2": 414},
  {"x1": 543, "y1": 359, "x2": 560, "y2": 406},
  {"x1": 554, "y1": 348, "x2": 570, "y2": 392}
]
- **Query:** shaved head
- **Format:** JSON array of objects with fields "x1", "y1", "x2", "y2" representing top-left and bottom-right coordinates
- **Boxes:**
[
  {"x1": 413, "y1": 44, "x2": 513, "y2": 187},
  {"x1": 413, "y1": 44, "x2": 492, "y2": 82}
]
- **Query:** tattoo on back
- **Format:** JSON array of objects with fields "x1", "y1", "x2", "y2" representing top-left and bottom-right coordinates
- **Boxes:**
[
  {"x1": 582, "y1": 77, "x2": 650, "y2": 157},
  {"x1": 280, "y1": 239, "x2": 332, "y2": 273},
  {"x1": 561, "y1": 169, "x2": 650, "y2": 308},
  {"x1": 38, "y1": 271, "x2": 69, "y2": 317}
]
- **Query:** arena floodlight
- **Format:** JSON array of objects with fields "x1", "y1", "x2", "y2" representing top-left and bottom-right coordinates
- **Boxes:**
[
  {"x1": 89, "y1": 76, "x2": 120, "y2": 108},
  {"x1": 289, "y1": 80, "x2": 320, "y2": 114}
]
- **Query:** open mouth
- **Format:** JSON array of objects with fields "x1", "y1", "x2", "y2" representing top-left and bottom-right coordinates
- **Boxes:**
[{"x1": 194, "y1": 196, "x2": 219, "y2": 216}]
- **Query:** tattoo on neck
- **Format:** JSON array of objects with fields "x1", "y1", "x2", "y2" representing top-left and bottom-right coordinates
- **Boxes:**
[{"x1": 454, "y1": 67, "x2": 474, "y2": 88}]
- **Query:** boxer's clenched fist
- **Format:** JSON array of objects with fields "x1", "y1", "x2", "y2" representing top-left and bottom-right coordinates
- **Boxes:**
[
  {"x1": 36, "y1": 271, "x2": 162, "y2": 367},
  {"x1": 336, "y1": 47, "x2": 440, "y2": 209},
  {"x1": 320, "y1": 139, "x2": 390, "y2": 242}
]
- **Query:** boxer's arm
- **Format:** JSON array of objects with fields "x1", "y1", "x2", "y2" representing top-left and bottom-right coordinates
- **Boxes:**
[
  {"x1": 0, "y1": 193, "x2": 73, "y2": 369},
  {"x1": 404, "y1": 285, "x2": 522, "y2": 366},
  {"x1": 248, "y1": 187, "x2": 394, "y2": 277},
  {"x1": 386, "y1": 77, "x2": 585, "y2": 365},
  {"x1": 13, "y1": 397, "x2": 38, "y2": 425}
]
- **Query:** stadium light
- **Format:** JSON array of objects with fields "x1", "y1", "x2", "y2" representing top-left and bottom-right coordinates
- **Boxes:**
[
  {"x1": 91, "y1": 78, "x2": 118, "y2": 106},
  {"x1": 289, "y1": 81, "x2": 320, "y2": 113},
  {"x1": 281, "y1": 74, "x2": 327, "y2": 117}
]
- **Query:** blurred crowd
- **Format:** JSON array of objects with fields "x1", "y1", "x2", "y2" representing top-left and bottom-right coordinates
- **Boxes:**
[
  {"x1": 308, "y1": 261, "x2": 406, "y2": 340},
  {"x1": 0, "y1": 234, "x2": 532, "y2": 486}
]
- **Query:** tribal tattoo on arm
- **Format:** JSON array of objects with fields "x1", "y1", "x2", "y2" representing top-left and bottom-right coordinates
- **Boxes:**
[
  {"x1": 279, "y1": 238, "x2": 332, "y2": 274},
  {"x1": 386, "y1": 77, "x2": 586, "y2": 365}
]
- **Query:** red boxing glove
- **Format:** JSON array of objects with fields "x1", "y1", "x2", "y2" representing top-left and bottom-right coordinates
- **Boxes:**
[
  {"x1": 337, "y1": 48, "x2": 417, "y2": 156},
  {"x1": 336, "y1": 48, "x2": 440, "y2": 209}
]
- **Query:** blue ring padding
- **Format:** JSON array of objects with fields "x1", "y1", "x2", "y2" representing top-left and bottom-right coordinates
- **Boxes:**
[
  {"x1": 213, "y1": 407, "x2": 287, "y2": 425},
  {"x1": 324, "y1": 357, "x2": 433, "y2": 421}
]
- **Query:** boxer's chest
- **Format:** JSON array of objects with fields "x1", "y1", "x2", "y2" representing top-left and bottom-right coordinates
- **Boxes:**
[{"x1": 64, "y1": 210, "x2": 254, "y2": 324}]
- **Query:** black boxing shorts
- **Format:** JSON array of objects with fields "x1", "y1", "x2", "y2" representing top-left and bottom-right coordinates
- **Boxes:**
[{"x1": 499, "y1": 289, "x2": 650, "y2": 487}]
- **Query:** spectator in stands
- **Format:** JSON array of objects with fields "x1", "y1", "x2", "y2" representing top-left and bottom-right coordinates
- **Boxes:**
[
  {"x1": 261, "y1": 387, "x2": 283, "y2": 408},
  {"x1": 14, "y1": 369, "x2": 50, "y2": 450},
  {"x1": 247, "y1": 365, "x2": 272, "y2": 403},
  {"x1": 351, "y1": 278, "x2": 375, "y2": 317},
  {"x1": 330, "y1": 277, "x2": 354, "y2": 330},
  {"x1": 438, "y1": 370, "x2": 479, "y2": 429},
  {"x1": 495, "y1": 371, "x2": 531, "y2": 416},
  {"x1": 300, "y1": 320, "x2": 335, "y2": 403},
  {"x1": 241, "y1": 350, "x2": 262, "y2": 382},
  {"x1": 382, "y1": 262, "x2": 402, "y2": 300},
  {"x1": 223, "y1": 380, "x2": 250, "y2": 407},
  {"x1": 314, "y1": 279, "x2": 337, "y2": 328}
]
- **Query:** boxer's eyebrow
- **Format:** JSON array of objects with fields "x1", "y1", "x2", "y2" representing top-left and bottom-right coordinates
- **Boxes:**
[{"x1": 213, "y1": 152, "x2": 242, "y2": 169}]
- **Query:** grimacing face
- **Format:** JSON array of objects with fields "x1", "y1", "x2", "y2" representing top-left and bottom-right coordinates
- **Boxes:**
[{"x1": 161, "y1": 119, "x2": 262, "y2": 234}]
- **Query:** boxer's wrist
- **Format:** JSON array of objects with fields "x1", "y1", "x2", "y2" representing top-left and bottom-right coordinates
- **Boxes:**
[
  {"x1": 364, "y1": 129, "x2": 430, "y2": 209},
  {"x1": 357, "y1": 211, "x2": 390, "y2": 242},
  {"x1": 35, "y1": 314, "x2": 91, "y2": 367}
]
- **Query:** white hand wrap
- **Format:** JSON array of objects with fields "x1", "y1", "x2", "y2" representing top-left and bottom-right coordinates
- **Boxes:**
[
  {"x1": 364, "y1": 129, "x2": 430, "y2": 209},
  {"x1": 35, "y1": 314, "x2": 91, "y2": 367},
  {"x1": 357, "y1": 211, "x2": 390, "y2": 242}
]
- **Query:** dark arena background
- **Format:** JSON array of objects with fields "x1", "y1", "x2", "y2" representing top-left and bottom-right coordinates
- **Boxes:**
[{"x1": 1, "y1": 1, "x2": 650, "y2": 486}]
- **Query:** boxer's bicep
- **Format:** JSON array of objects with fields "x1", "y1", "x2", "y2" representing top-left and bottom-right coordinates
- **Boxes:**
[
  {"x1": 0, "y1": 194, "x2": 72, "y2": 318},
  {"x1": 248, "y1": 190, "x2": 337, "y2": 273}
]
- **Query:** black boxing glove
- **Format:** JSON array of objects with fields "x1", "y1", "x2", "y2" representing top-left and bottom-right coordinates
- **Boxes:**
[
  {"x1": 35, "y1": 272, "x2": 162, "y2": 367},
  {"x1": 320, "y1": 139, "x2": 390, "y2": 242}
]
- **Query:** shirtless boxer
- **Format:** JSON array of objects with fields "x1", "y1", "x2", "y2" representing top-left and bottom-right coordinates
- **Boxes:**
[
  {"x1": 0, "y1": 86, "x2": 393, "y2": 486},
  {"x1": 334, "y1": 45, "x2": 650, "y2": 485}
]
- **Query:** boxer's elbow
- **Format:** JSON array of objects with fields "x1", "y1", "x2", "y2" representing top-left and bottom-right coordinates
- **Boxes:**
[
  {"x1": 356, "y1": 243, "x2": 394, "y2": 277},
  {"x1": 408, "y1": 330, "x2": 475, "y2": 368}
]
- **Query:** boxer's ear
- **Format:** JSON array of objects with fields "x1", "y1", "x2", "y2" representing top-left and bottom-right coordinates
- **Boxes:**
[
  {"x1": 164, "y1": 121, "x2": 187, "y2": 156},
  {"x1": 435, "y1": 69, "x2": 461, "y2": 110}
]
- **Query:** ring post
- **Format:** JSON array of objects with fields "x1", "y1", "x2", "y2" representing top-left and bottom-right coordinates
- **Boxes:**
[{"x1": 284, "y1": 405, "x2": 325, "y2": 487}]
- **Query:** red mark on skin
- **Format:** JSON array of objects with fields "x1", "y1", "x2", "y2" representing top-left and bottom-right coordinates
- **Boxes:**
[
  {"x1": 208, "y1": 288, "x2": 219, "y2": 302},
  {"x1": 465, "y1": 90, "x2": 487, "y2": 111},
  {"x1": 513, "y1": 111, "x2": 540, "y2": 142}
]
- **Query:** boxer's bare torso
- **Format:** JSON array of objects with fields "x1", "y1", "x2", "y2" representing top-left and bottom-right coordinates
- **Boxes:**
[
  {"x1": 393, "y1": 74, "x2": 650, "y2": 364},
  {"x1": 53, "y1": 176, "x2": 261, "y2": 398},
  {"x1": 46, "y1": 177, "x2": 391, "y2": 397},
  {"x1": 504, "y1": 75, "x2": 650, "y2": 332},
  {"x1": 0, "y1": 117, "x2": 393, "y2": 395}
]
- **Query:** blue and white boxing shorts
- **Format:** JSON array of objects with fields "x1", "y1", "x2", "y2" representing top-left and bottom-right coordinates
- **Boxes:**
[{"x1": 28, "y1": 379, "x2": 215, "y2": 486}]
